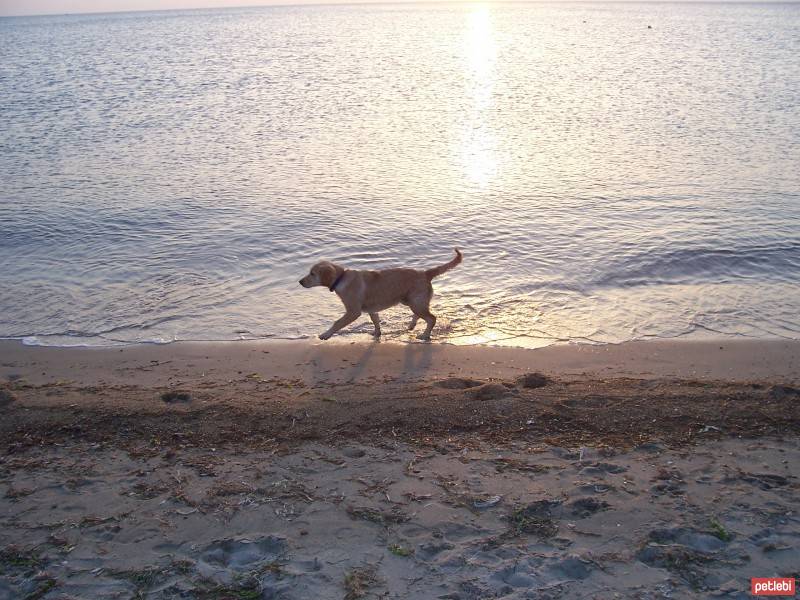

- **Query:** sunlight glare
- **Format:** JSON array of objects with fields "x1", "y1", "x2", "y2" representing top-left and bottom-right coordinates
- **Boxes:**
[{"x1": 460, "y1": 5, "x2": 498, "y2": 187}]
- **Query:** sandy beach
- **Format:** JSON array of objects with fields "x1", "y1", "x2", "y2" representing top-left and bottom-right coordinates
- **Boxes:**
[{"x1": 1, "y1": 338, "x2": 798, "y2": 599}]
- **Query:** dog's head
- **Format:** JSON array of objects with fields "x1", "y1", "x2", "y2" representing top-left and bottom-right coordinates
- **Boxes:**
[{"x1": 299, "y1": 261, "x2": 338, "y2": 288}]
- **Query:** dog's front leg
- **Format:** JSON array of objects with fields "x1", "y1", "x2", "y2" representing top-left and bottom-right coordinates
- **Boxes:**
[{"x1": 319, "y1": 311, "x2": 361, "y2": 340}]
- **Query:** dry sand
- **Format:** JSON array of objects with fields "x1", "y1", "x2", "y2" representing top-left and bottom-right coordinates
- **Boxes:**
[{"x1": 0, "y1": 338, "x2": 798, "y2": 599}]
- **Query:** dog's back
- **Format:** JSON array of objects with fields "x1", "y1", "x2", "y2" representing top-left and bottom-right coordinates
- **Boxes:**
[{"x1": 357, "y1": 268, "x2": 429, "y2": 313}]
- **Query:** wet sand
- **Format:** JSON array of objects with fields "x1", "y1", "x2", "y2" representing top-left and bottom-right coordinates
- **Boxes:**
[
  {"x1": 1, "y1": 337, "x2": 798, "y2": 387},
  {"x1": 1, "y1": 339, "x2": 798, "y2": 599}
]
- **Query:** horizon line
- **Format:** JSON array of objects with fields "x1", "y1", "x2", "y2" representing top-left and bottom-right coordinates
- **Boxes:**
[{"x1": 2, "y1": 0, "x2": 799, "y2": 19}]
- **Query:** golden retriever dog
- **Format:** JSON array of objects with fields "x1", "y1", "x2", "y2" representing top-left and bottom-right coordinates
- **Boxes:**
[{"x1": 299, "y1": 248, "x2": 462, "y2": 341}]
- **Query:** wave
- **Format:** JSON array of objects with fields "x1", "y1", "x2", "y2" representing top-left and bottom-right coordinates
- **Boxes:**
[{"x1": 593, "y1": 242, "x2": 800, "y2": 288}]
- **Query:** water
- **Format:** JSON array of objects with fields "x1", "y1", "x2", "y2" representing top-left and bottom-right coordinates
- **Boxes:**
[{"x1": 1, "y1": 3, "x2": 799, "y2": 348}]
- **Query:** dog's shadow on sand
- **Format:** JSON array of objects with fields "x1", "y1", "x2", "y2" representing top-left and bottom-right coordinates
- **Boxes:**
[
  {"x1": 339, "y1": 340, "x2": 380, "y2": 383},
  {"x1": 401, "y1": 340, "x2": 434, "y2": 379},
  {"x1": 309, "y1": 337, "x2": 436, "y2": 384},
  {"x1": 343, "y1": 338, "x2": 435, "y2": 383}
]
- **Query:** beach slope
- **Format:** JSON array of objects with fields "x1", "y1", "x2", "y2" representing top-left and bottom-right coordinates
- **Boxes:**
[{"x1": 1, "y1": 339, "x2": 798, "y2": 599}]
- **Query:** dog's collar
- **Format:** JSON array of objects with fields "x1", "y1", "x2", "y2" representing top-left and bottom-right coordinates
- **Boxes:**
[{"x1": 329, "y1": 270, "x2": 347, "y2": 292}]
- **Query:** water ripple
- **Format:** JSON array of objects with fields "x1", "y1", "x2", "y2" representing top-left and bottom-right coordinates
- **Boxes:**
[{"x1": 1, "y1": 3, "x2": 799, "y2": 347}]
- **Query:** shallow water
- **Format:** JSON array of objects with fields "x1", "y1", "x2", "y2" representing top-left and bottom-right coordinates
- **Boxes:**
[{"x1": 1, "y1": 3, "x2": 799, "y2": 347}]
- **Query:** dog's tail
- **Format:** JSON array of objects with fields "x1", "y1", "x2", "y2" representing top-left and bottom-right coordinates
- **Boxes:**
[{"x1": 425, "y1": 248, "x2": 462, "y2": 281}]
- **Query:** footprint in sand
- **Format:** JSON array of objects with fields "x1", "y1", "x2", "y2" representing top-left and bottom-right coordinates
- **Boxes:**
[
  {"x1": 566, "y1": 497, "x2": 610, "y2": 518},
  {"x1": 200, "y1": 536, "x2": 287, "y2": 569},
  {"x1": 435, "y1": 377, "x2": 482, "y2": 389},
  {"x1": 546, "y1": 554, "x2": 595, "y2": 581},
  {"x1": 490, "y1": 564, "x2": 539, "y2": 587},
  {"x1": 579, "y1": 462, "x2": 627, "y2": 476},
  {"x1": 516, "y1": 372, "x2": 549, "y2": 389},
  {"x1": 470, "y1": 383, "x2": 517, "y2": 401}
]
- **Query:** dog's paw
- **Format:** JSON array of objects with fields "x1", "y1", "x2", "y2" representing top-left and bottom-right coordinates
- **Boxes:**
[
  {"x1": 318, "y1": 332, "x2": 332, "y2": 340},
  {"x1": 416, "y1": 333, "x2": 431, "y2": 341}
]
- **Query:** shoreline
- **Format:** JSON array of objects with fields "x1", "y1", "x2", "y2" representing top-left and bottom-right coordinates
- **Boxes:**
[{"x1": 1, "y1": 337, "x2": 799, "y2": 388}]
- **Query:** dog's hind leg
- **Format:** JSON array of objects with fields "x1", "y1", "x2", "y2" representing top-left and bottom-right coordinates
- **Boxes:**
[
  {"x1": 408, "y1": 286, "x2": 436, "y2": 340},
  {"x1": 407, "y1": 315, "x2": 419, "y2": 331},
  {"x1": 369, "y1": 312, "x2": 381, "y2": 337},
  {"x1": 408, "y1": 299, "x2": 436, "y2": 341},
  {"x1": 413, "y1": 308, "x2": 436, "y2": 341}
]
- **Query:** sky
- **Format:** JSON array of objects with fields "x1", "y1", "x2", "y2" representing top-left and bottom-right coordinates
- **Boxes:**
[{"x1": 0, "y1": 0, "x2": 791, "y2": 17}]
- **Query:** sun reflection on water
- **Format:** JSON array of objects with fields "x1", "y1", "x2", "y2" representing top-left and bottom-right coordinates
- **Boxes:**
[{"x1": 460, "y1": 5, "x2": 497, "y2": 187}]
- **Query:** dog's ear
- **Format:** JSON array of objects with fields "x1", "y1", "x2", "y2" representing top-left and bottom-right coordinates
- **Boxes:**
[{"x1": 318, "y1": 263, "x2": 336, "y2": 287}]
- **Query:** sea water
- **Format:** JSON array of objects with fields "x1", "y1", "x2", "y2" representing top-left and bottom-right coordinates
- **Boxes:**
[{"x1": 1, "y1": 2, "x2": 799, "y2": 347}]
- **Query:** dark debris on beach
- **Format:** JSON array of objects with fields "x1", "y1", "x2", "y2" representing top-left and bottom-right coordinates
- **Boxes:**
[{"x1": 2, "y1": 374, "x2": 799, "y2": 455}]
